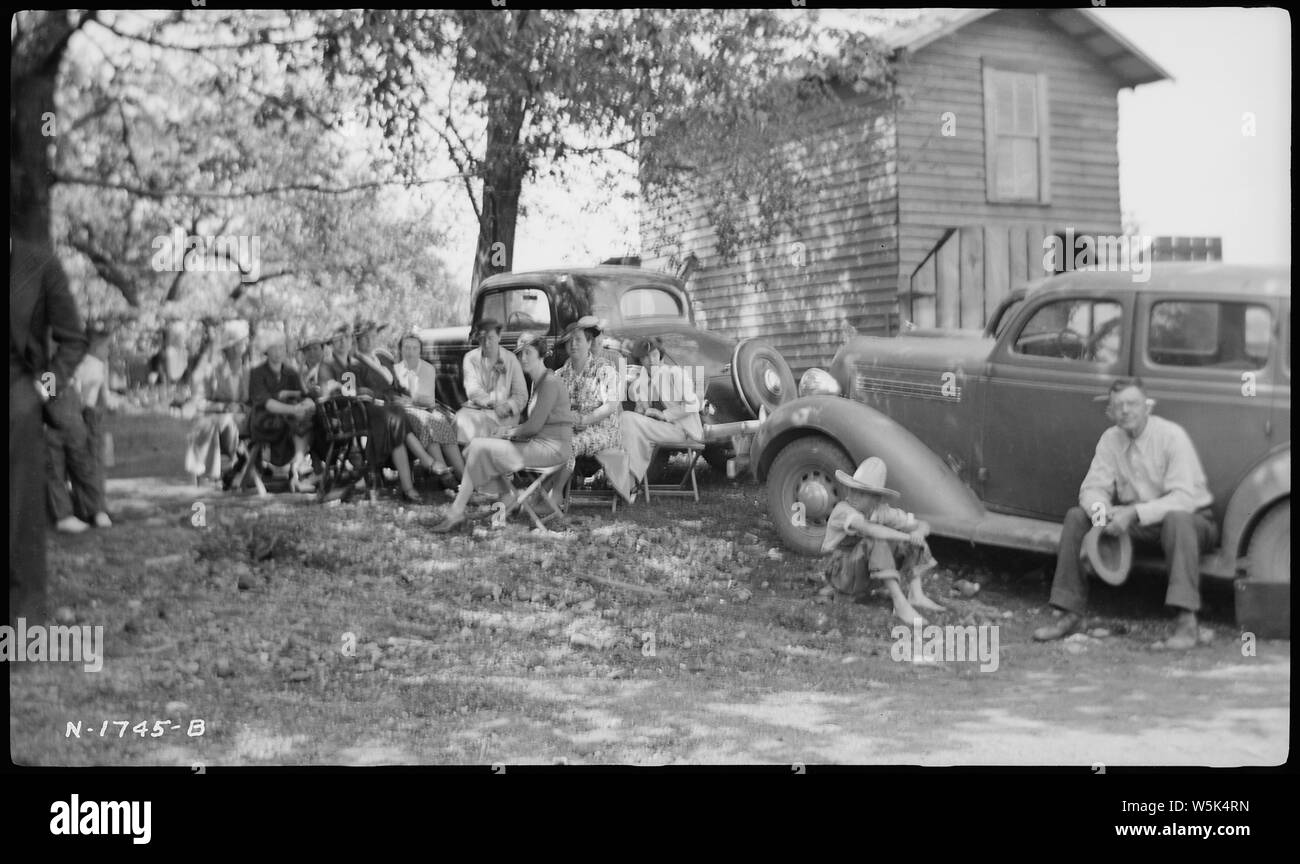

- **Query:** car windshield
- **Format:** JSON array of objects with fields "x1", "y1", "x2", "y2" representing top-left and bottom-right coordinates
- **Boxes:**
[{"x1": 477, "y1": 287, "x2": 552, "y2": 333}]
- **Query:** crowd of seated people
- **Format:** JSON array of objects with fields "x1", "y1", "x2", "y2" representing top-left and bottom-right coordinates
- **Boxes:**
[
  {"x1": 177, "y1": 314, "x2": 705, "y2": 524},
  {"x1": 429, "y1": 317, "x2": 704, "y2": 530}
]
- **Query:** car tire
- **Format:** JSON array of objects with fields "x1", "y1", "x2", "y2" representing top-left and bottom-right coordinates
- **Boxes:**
[
  {"x1": 766, "y1": 436, "x2": 854, "y2": 557},
  {"x1": 1245, "y1": 499, "x2": 1290, "y2": 583},
  {"x1": 732, "y1": 339, "x2": 796, "y2": 419}
]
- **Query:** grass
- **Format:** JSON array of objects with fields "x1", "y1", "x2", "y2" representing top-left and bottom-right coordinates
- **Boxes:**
[{"x1": 9, "y1": 411, "x2": 1286, "y2": 767}]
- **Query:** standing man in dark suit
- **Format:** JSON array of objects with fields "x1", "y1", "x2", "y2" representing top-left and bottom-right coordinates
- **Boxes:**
[{"x1": 10, "y1": 236, "x2": 87, "y2": 625}]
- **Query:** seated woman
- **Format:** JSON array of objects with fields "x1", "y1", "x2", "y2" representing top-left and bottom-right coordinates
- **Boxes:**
[
  {"x1": 391, "y1": 332, "x2": 464, "y2": 482},
  {"x1": 553, "y1": 315, "x2": 625, "y2": 499},
  {"x1": 323, "y1": 324, "x2": 353, "y2": 384},
  {"x1": 348, "y1": 320, "x2": 421, "y2": 503},
  {"x1": 249, "y1": 331, "x2": 316, "y2": 492},
  {"x1": 615, "y1": 336, "x2": 703, "y2": 497},
  {"x1": 184, "y1": 324, "x2": 250, "y2": 487},
  {"x1": 432, "y1": 332, "x2": 574, "y2": 533},
  {"x1": 454, "y1": 318, "x2": 527, "y2": 444}
]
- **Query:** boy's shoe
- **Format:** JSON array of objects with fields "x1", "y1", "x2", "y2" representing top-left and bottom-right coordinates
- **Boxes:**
[{"x1": 93, "y1": 512, "x2": 113, "y2": 528}]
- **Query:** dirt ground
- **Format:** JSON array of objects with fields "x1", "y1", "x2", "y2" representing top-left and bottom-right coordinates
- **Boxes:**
[{"x1": 8, "y1": 413, "x2": 1288, "y2": 767}]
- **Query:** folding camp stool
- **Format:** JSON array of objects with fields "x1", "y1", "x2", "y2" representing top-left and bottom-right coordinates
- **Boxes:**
[
  {"x1": 226, "y1": 426, "x2": 269, "y2": 497},
  {"x1": 504, "y1": 461, "x2": 567, "y2": 531},
  {"x1": 563, "y1": 454, "x2": 621, "y2": 513},
  {"x1": 640, "y1": 440, "x2": 705, "y2": 503}
]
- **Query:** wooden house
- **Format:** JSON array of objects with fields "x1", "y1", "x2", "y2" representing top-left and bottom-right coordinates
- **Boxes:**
[{"x1": 639, "y1": 8, "x2": 1170, "y2": 373}]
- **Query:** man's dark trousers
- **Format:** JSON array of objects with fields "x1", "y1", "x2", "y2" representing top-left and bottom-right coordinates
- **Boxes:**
[
  {"x1": 1050, "y1": 506, "x2": 1218, "y2": 615},
  {"x1": 45, "y1": 395, "x2": 106, "y2": 523}
]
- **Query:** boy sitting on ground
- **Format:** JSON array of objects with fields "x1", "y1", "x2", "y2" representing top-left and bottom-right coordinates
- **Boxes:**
[{"x1": 821, "y1": 456, "x2": 944, "y2": 625}]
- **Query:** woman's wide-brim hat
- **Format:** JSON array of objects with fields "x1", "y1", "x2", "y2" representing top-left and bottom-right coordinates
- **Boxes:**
[
  {"x1": 256, "y1": 329, "x2": 287, "y2": 355},
  {"x1": 1081, "y1": 525, "x2": 1133, "y2": 585},
  {"x1": 353, "y1": 320, "x2": 387, "y2": 338},
  {"x1": 299, "y1": 331, "x2": 327, "y2": 350},
  {"x1": 557, "y1": 315, "x2": 603, "y2": 345},
  {"x1": 215, "y1": 320, "x2": 249, "y2": 350},
  {"x1": 514, "y1": 331, "x2": 547, "y2": 356},
  {"x1": 834, "y1": 456, "x2": 899, "y2": 499}
]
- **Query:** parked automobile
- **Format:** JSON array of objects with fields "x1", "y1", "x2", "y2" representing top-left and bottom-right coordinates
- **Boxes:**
[
  {"x1": 751, "y1": 264, "x2": 1290, "y2": 592},
  {"x1": 416, "y1": 266, "x2": 797, "y2": 472}
]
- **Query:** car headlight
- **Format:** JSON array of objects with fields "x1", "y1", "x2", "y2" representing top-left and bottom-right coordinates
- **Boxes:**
[{"x1": 798, "y1": 368, "x2": 842, "y2": 398}]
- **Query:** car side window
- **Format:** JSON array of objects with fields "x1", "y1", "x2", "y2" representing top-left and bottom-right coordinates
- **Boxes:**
[
  {"x1": 1012, "y1": 299, "x2": 1123, "y2": 363},
  {"x1": 620, "y1": 287, "x2": 683, "y2": 319},
  {"x1": 479, "y1": 288, "x2": 552, "y2": 333},
  {"x1": 1147, "y1": 301, "x2": 1271, "y2": 370}
]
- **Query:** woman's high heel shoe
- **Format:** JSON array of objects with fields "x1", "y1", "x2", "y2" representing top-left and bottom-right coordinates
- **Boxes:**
[
  {"x1": 431, "y1": 510, "x2": 467, "y2": 533},
  {"x1": 420, "y1": 456, "x2": 453, "y2": 478}
]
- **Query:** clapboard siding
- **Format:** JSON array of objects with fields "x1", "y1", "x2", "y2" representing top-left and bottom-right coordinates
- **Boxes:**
[
  {"x1": 643, "y1": 8, "x2": 1135, "y2": 367},
  {"x1": 895, "y1": 9, "x2": 1122, "y2": 298},
  {"x1": 642, "y1": 90, "x2": 900, "y2": 372}
]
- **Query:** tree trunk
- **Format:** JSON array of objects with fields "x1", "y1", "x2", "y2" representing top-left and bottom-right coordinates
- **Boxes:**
[
  {"x1": 469, "y1": 93, "x2": 529, "y2": 293},
  {"x1": 11, "y1": 11, "x2": 78, "y2": 247}
]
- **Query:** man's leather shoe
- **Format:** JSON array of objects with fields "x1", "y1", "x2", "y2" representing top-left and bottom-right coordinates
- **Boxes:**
[
  {"x1": 1033, "y1": 612, "x2": 1083, "y2": 642},
  {"x1": 1163, "y1": 614, "x2": 1199, "y2": 650}
]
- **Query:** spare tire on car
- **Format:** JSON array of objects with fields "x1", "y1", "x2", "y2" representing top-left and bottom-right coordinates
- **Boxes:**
[{"x1": 731, "y1": 339, "x2": 796, "y2": 419}]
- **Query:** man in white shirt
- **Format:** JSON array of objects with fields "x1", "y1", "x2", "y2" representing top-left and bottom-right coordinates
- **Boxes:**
[{"x1": 1035, "y1": 377, "x2": 1217, "y2": 649}]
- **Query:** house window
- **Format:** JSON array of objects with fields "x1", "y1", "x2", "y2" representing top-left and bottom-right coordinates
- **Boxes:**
[{"x1": 983, "y1": 64, "x2": 1050, "y2": 204}]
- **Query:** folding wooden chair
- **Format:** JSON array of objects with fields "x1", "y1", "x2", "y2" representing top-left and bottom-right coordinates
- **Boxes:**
[
  {"x1": 640, "y1": 440, "x2": 705, "y2": 503},
  {"x1": 315, "y1": 395, "x2": 371, "y2": 502}
]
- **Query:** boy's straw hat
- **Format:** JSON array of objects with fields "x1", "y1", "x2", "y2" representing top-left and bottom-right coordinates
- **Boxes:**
[{"x1": 835, "y1": 456, "x2": 899, "y2": 499}]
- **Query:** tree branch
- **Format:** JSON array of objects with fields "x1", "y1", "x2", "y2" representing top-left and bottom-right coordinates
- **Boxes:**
[
  {"x1": 54, "y1": 171, "x2": 475, "y2": 201},
  {"x1": 67, "y1": 229, "x2": 141, "y2": 307}
]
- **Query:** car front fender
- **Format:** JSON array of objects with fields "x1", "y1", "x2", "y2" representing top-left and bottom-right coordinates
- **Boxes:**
[
  {"x1": 753, "y1": 395, "x2": 986, "y2": 524},
  {"x1": 1222, "y1": 444, "x2": 1291, "y2": 560}
]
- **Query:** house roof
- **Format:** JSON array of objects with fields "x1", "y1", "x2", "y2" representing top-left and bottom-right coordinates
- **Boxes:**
[{"x1": 816, "y1": 8, "x2": 1171, "y2": 88}]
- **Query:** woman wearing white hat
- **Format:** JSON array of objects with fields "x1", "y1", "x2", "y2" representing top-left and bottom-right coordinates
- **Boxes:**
[
  {"x1": 184, "y1": 321, "x2": 249, "y2": 487},
  {"x1": 553, "y1": 315, "x2": 624, "y2": 499},
  {"x1": 613, "y1": 337, "x2": 702, "y2": 500},
  {"x1": 249, "y1": 329, "x2": 316, "y2": 491}
]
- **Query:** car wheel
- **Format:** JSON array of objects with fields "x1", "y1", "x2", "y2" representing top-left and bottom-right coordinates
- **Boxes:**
[
  {"x1": 1245, "y1": 500, "x2": 1290, "y2": 583},
  {"x1": 766, "y1": 436, "x2": 854, "y2": 557},
  {"x1": 732, "y1": 339, "x2": 796, "y2": 419}
]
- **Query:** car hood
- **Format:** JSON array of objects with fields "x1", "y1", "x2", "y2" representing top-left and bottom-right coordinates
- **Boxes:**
[{"x1": 830, "y1": 333, "x2": 993, "y2": 381}]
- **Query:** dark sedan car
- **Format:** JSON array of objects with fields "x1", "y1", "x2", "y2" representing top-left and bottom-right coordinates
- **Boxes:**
[
  {"x1": 752, "y1": 264, "x2": 1290, "y2": 596},
  {"x1": 416, "y1": 266, "x2": 796, "y2": 472}
]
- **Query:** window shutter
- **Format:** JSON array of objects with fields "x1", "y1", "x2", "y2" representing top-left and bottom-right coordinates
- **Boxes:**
[
  {"x1": 982, "y1": 62, "x2": 998, "y2": 202},
  {"x1": 1036, "y1": 72, "x2": 1051, "y2": 204}
]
